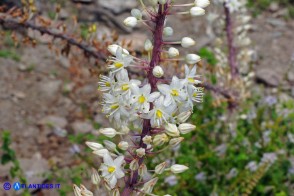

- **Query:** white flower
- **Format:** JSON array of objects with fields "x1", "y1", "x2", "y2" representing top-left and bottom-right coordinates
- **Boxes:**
[
  {"x1": 170, "y1": 164, "x2": 189, "y2": 174},
  {"x1": 107, "y1": 45, "x2": 129, "y2": 56},
  {"x1": 131, "y1": 9, "x2": 142, "y2": 19},
  {"x1": 164, "y1": 123, "x2": 180, "y2": 137},
  {"x1": 100, "y1": 153, "x2": 125, "y2": 189},
  {"x1": 181, "y1": 37, "x2": 196, "y2": 48},
  {"x1": 168, "y1": 47, "x2": 179, "y2": 57},
  {"x1": 158, "y1": 76, "x2": 187, "y2": 107},
  {"x1": 114, "y1": 68, "x2": 141, "y2": 95},
  {"x1": 136, "y1": 148, "x2": 146, "y2": 157},
  {"x1": 195, "y1": 0, "x2": 210, "y2": 8},
  {"x1": 130, "y1": 84, "x2": 160, "y2": 113},
  {"x1": 118, "y1": 141, "x2": 129, "y2": 150},
  {"x1": 184, "y1": 65, "x2": 201, "y2": 85},
  {"x1": 85, "y1": 141, "x2": 104, "y2": 151},
  {"x1": 123, "y1": 17, "x2": 138, "y2": 27},
  {"x1": 98, "y1": 73, "x2": 115, "y2": 92},
  {"x1": 152, "y1": 66, "x2": 164, "y2": 78},
  {"x1": 99, "y1": 128, "x2": 118, "y2": 138},
  {"x1": 187, "y1": 86, "x2": 204, "y2": 104},
  {"x1": 186, "y1": 54, "x2": 201, "y2": 64},
  {"x1": 178, "y1": 123, "x2": 196, "y2": 134},
  {"x1": 190, "y1": 7, "x2": 205, "y2": 16},
  {"x1": 163, "y1": 27, "x2": 174, "y2": 37},
  {"x1": 108, "y1": 48, "x2": 133, "y2": 73}
]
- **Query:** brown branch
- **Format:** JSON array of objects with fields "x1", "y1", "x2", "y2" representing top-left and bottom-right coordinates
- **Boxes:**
[{"x1": 0, "y1": 14, "x2": 107, "y2": 60}]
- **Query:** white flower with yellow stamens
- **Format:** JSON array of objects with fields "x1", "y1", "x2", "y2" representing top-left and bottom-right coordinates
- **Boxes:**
[
  {"x1": 130, "y1": 84, "x2": 160, "y2": 113},
  {"x1": 108, "y1": 47, "x2": 133, "y2": 73},
  {"x1": 157, "y1": 76, "x2": 187, "y2": 107},
  {"x1": 187, "y1": 86, "x2": 204, "y2": 105},
  {"x1": 114, "y1": 69, "x2": 141, "y2": 95},
  {"x1": 184, "y1": 65, "x2": 202, "y2": 86},
  {"x1": 98, "y1": 73, "x2": 115, "y2": 92},
  {"x1": 100, "y1": 153, "x2": 125, "y2": 189}
]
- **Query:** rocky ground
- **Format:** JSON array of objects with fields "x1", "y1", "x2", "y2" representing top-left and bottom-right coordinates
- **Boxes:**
[{"x1": 0, "y1": 0, "x2": 294, "y2": 195}]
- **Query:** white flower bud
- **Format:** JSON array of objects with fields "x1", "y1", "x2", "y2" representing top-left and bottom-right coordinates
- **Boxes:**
[
  {"x1": 120, "y1": 125, "x2": 130, "y2": 134},
  {"x1": 130, "y1": 159, "x2": 139, "y2": 170},
  {"x1": 195, "y1": 0, "x2": 210, "y2": 8},
  {"x1": 155, "y1": 162, "x2": 167, "y2": 174},
  {"x1": 131, "y1": 9, "x2": 142, "y2": 19},
  {"x1": 163, "y1": 27, "x2": 173, "y2": 37},
  {"x1": 177, "y1": 110, "x2": 192, "y2": 123},
  {"x1": 111, "y1": 189, "x2": 120, "y2": 196},
  {"x1": 73, "y1": 184, "x2": 81, "y2": 196},
  {"x1": 153, "y1": 133, "x2": 169, "y2": 146},
  {"x1": 93, "y1": 149, "x2": 109, "y2": 157},
  {"x1": 158, "y1": 0, "x2": 167, "y2": 4},
  {"x1": 80, "y1": 184, "x2": 93, "y2": 196},
  {"x1": 181, "y1": 37, "x2": 196, "y2": 48},
  {"x1": 91, "y1": 168, "x2": 101, "y2": 185},
  {"x1": 169, "y1": 137, "x2": 184, "y2": 147},
  {"x1": 190, "y1": 7, "x2": 205, "y2": 16},
  {"x1": 85, "y1": 141, "x2": 103, "y2": 151},
  {"x1": 118, "y1": 141, "x2": 129, "y2": 150},
  {"x1": 143, "y1": 135, "x2": 152, "y2": 145},
  {"x1": 123, "y1": 17, "x2": 138, "y2": 27},
  {"x1": 152, "y1": 66, "x2": 164, "y2": 78},
  {"x1": 141, "y1": 178, "x2": 158, "y2": 194},
  {"x1": 186, "y1": 54, "x2": 201, "y2": 64},
  {"x1": 164, "y1": 123, "x2": 180, "y2": 137},
  {"x1": 178, "y1": 123, "x2": 196, "y2": 134},
  {"x1": 99, "y1": 128, "x2": 117, "y2": 138},
  {"x1": 136, "y1": 148, "x2": 146, "y2": 157},
  {"x1": 103, "y1": 140, "x2": 117, "y2": 151},
  {"x1": 139, "y1": 163, "x2": 148, "y2": 177},
  {"x1": 107, "y1": 44, "x2": 129, "y2": 56},
  {"x1": 144, "y1": 39, "x2": 153, "y2": 51},
  {"x1": 168, "y1": 47, "x2": 179, "y2": 58},
  {"x1": 170, "y1": 164, "x2": 189, "y2": 174}
]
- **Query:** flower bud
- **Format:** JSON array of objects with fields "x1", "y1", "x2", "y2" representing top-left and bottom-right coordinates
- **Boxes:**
[
  {"x1": 152, "y1": 66, "x2": 164, "y2": 78},
  {"x1": 136, "y1": 148, "x2": 146, "y2": 157},
  {"x1": 91, "y1": 168, "x2": 101, "y2": 185},
  {"x1": 118, "y1": 141, "x2": 129, "y2": 150},
  {"x1": 149, "y1": 0, "x2": 158, "y2": 5},
  {"x1": 130, "y1": 159, "x2": 139, "y2": 170},
  {"x1": 120, "y1": 125, "x2": 130, "y2": 134},
  {"x1": 93, "y1": 149, "x2": 109, "y2": 157},
  {"x1": 73, "y1": 184, "x2": 81, "y2": 196},
  {"x1": 139, "y1": 163, "x2": 148, "y2": 177},
  {"x1": 85, "y1": 141, "x2": 103, "y2": 151},
  {"x1": 123, "y1": 17, "x2": 138, "y2": 27},
  {"x1": 195, "y1": 0, "x2": 210, "y2": 8},
  {"x1": 80, "y1": 184, "x2": 93, "y2": 196},
  {"x1": 178, "y1": 123, "x2": 196, "y2": 134},
  {"x1": 111, "y1": 189, "x2": 120, "y2": 196},
  {"x1": 186, "y1": 54, "x2": 201, "y2": 64},
  {"x1": 131, "y1": 9, "x2": 142, "y2": 19},
  {"x1": 107, "y1": 44, "x2": 129, "y2": 56},
  {"x1": 103, "y1": 140, "x2": 116, "y2": 151},
  {"x1": 168, "y1": 47, "x2": 179, "y2": 58},
  {"x1": 143, "y1": 135, "x2": 152, "y2": 145},
  {"x1": 181, "y1": 37, "x2": 195, "y2": 48},
  {"x1": 170, "y1": 164, "x2": 189, "y2": 174},
  {"x1": 99, "y1": 128, "x2": 117, "y2": 138},
  {"x1": 190, "y1": 7, "x2": 205, "y2": 16},
  {"x1": 141, "y1": 177, "x2": 158, "y2": 194},
  {"x1": 169, "y1": 137, "x2": 184, "y2": 147},
  {"x1": 163, "y1": 27, "x2": 173, "y2": 37},
  {"x1": 153, "y1": 133, "x2": 169, "y2": 146},
  {"x1": 164, "y1": 123, "x2": 180, "y2": 137},
  {"x1": 177, "y1": 110, "x2": 192, "y2": 123},
  {"x1": 155, "y1": 162, "x2": 167, "y2": 174},
  {"x1": 144, "y1": 39, "x2": 153, "y2": 51},
  {"x1": 158, "y1": 0, "x2": 167, "y2": 4}
]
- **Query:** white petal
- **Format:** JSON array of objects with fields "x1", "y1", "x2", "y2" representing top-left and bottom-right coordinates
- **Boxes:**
[
  {"x1": 157, "y1": 84, "x2": 170, "y2": 95},
  {"x1": 115, "y1": 168, "x2": 125, "y2": 179},
  {"x1": 142, "y1": 84, "x2": 151, "y2": 94},
  {"x1": 149, "y1": 92, "x2": 160, "y2": 102},
  {"x1": 114, "y1": 156, "x2": 124, "y2": 166},
  {"x1": 108, "y1": 175, "x2": 117, "y2": 189},
  {"x1": 103, "y1": 153, "x2": 114, "y2": 165},
  {"x1": 164, "y1": 95, "x2": 173, "y2": 107}
]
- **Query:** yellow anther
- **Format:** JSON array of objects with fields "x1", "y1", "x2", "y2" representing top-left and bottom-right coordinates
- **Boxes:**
[
  {"x1": 171, "y1": 89, "x2": 179, "y2": 97},
  {"x1": 138, "y1": 95, "x2": 146, "y2": 103},
  {"x1": 114, "y1": 62, "x2": 124, "y2": 68},
  {"x1": 121, "y1": 84, "x2": 130, "y2": 91},
  {"x1": 156, "y1": 110, "x2": 163, "y2": 118},
  {"x1": 108, "y1": 166, "x2": 116, "y2": 173}
]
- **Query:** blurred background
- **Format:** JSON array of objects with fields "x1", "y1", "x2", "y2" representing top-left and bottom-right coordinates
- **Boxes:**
[{"x1": 0, "y1": 0, "x2": 294, "y2": 195}]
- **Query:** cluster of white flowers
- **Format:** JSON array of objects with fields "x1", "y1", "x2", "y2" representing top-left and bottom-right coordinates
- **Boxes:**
[
  {"x1": 74, "y1": 1, "x2": 210, "y2": 195},
  {"x1": 214, "y1": 0, "x2": 246, "y2": 13}
]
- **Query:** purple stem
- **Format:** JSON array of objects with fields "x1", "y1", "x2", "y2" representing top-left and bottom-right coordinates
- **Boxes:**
[
  {"x1": 121, "y1": 3, "x2": 169, "y2": 196},
  {"x1": 224, "y1": 3, "x2": 238, "y2": 78}
]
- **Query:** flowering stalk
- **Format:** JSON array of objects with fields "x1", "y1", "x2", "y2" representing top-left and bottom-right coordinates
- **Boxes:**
[{"x1": 224, "y1": 3, "x2": 238, "y2": 78}]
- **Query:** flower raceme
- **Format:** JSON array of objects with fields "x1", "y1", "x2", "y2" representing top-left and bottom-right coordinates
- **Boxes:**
[{"x1": 74, "y1": 0, "x2": 209, "y2": 195}]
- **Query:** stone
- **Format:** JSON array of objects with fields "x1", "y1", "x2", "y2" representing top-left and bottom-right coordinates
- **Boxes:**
[
  {"x1": 99, "y1": 0, "x2": 137, "y2": 14},
  {"x1": 267, "y1": 18, "x2": 286, "y2": 28},
  {"x1": 38, "y1": 115, "x2": 68, "y2": 128},
  {"x1": 72, "y1": 120, "x2": 93, "y2": 134},
  {"x1": 256, "y1": 69, "x2": 281, "y2": 87},
  {"x1": 38, "y1": 80, "x2": 62, "y2": 99}
]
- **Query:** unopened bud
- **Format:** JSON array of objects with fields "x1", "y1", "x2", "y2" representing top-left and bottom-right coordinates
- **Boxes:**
[
  {"x1": 93, "y1": 149, "x2": 109, "y2": 157},
  {"x1": 85, "y1": 141, "x2": 103, "y2": 151},
  {"x1": 130, "y1": 159, "x2": 139, "y2": 170},
  {"x1": 190, "y1": 7, "x2": 205, "y2": 16},
  {"x1": 186, "y1": 54, "x2": 201, "y2": 64},
  {"x1": 118, "y1": 141, "x2": 129, "y2": 150},
  {"x1": 164, "y1": 123, "x2": 180, "y2": 137},
  {"x1": 120, "y1": 125, "x2": 130, "y2": 134},
  {"x1": 169, "y1": 137, "x2": 184, "y2": 147},
  {"x1": 155, "y1": 162, "x2": 167, "y2": 174},
  {"x1": 123, "y1": 17, "x2": 138, "y2": 27},
  {"x1": 144, "y1": 39, "x2": 153, "y2": 51},
  {"x1": 178, "y1": 123, "x2": 196, "y2": 134},
  {"x1": 73, "y1": 184, "x2": 81, "y2": 196},
  {"x1": 99, "y1": 128, "x2": 117, "y2": 138},
  {"x1": 181, "y1": 37, "x2": 196, "y2": 48},
  {"x1": 80, "y1": 184, "x2": 93, "y2": 196},
  {"x1": 139, "y1": 163, "x2": 148, "y2": 177},
  {"x1": 195, "y1": 0, "x2": 210, "y2": 8},
  {"x1": 163, "y1": 27, "x2": 173, "y2": 37},
  {"x1": 131, "y1": 9, "x2": 142, "y2": 19},
  {"x1": 168, "y1": 47, "x2": 179, "y2": 57},
  {"x1": 111, "y1": 189, "x2": 120, "y2": 196},
  {"x1": 170, "y1": 164, "x2": 189, "y2": 174},
  {"x1": 107, "y1": 44, "x2": 129, "y2": 56},
  {"x1": 177, "y1": 110, "x2": 192, "y2": 123},
  {"x1": 153, "y1": 133, "x2": 169, "y2": 146},
  {"x1": 91, "y1": 168, "x2": 101, "y2": 185},
  {"x1": 153, "y1": 66, "x2": 164, "y2": 78},
  {"x1": 141, "y1": 177, "x2": 158, "y2": 194},
  {"x1": 136, "y1": 148, "x2": 146, "y2": 157},
  {"x1": 143, "y1": 135, "x2": 152, "y2": 145},
  {"x1": 103, "y1": 140, "x2": 116, "y2": 151}
]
